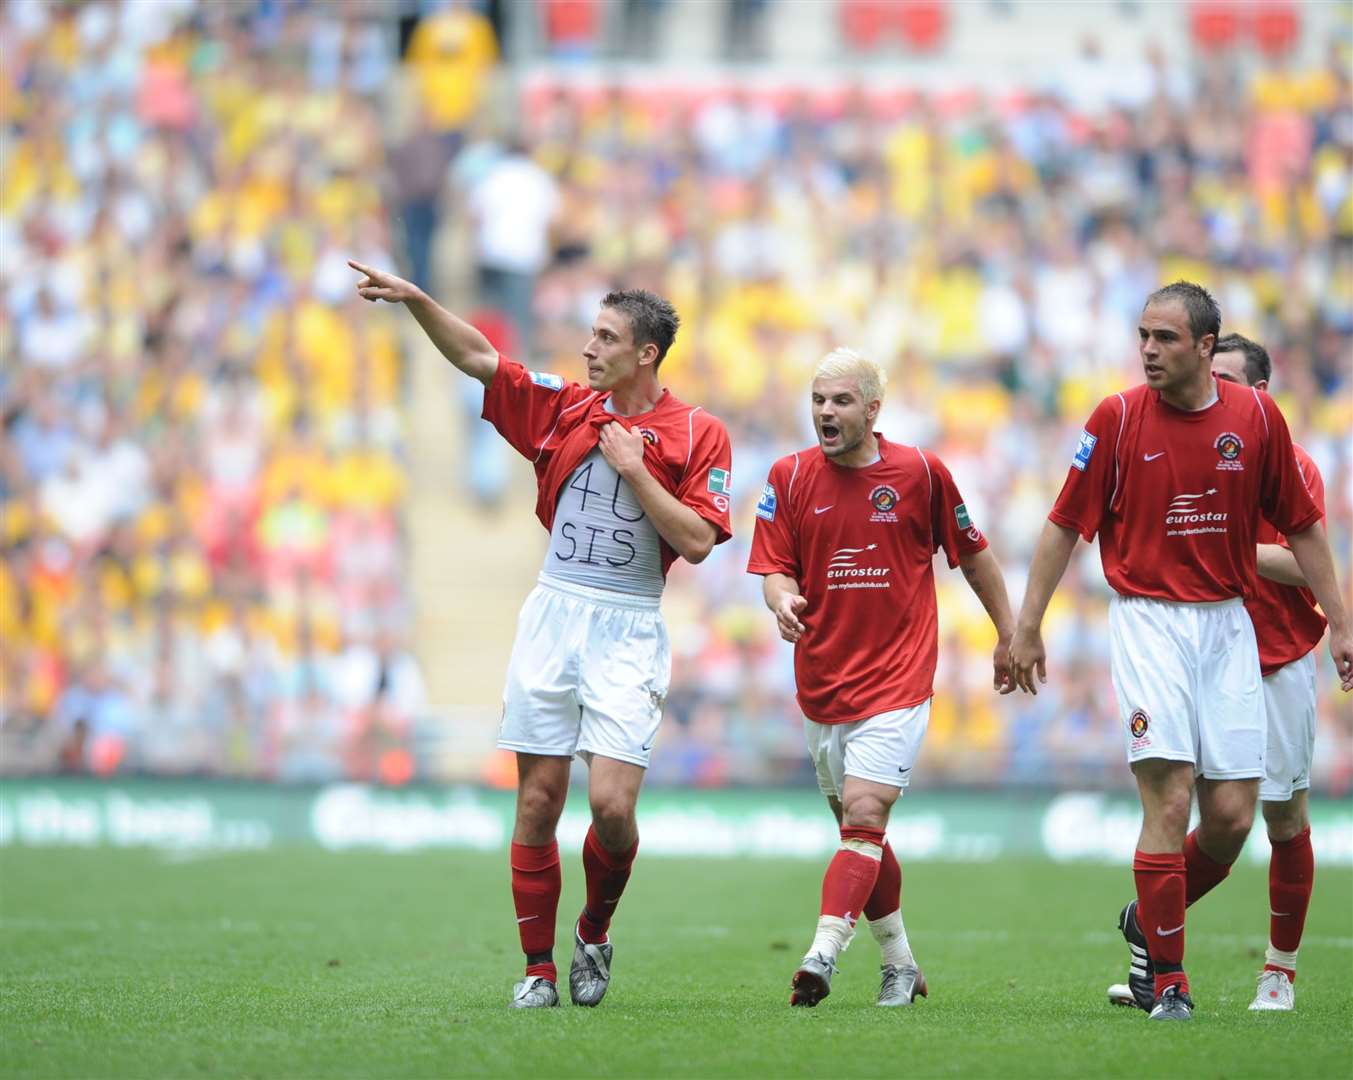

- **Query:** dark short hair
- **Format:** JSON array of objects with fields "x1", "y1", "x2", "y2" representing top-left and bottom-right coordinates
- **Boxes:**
[
  {"x1": 601, "y1": 289, "x2": 680, "y2": 367},
  {"x1": 1145, "y1": 281, "x2": 1221, "y2": 354},
  {"x1": 1213, "y1": 332, "x2": 1271, "y2": 387}
]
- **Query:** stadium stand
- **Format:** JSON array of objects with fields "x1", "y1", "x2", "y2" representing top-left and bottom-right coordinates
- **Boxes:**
[
  {"x1": 1, "y1": 0, "x2": 423, "y2": 783},
  {"x1": 2, "y1": 0, "x2": 1348, "y2": 795}
]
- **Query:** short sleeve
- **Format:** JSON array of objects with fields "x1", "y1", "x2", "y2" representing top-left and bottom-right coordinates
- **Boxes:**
[
  {"x1": 1048, "y1": 396, "x2": 1122, "y2": 541},
  {"x1": 673, "y1": 412, "x2": 734, "y2": 545},
  {"x1": 1275, "y1": 449, "x2": 1325, "y2": 553},
  {"x1": 926, "y1": 452, "x2": 989, "y2": 568},
  {"x1": 747, "y1": 457, "x2": 799, "y2": 578},
  {"x1": 1257, "y1": 396, "x2": 1321, "y2": 537},
  {"x1": 481, "y1": 356, "x2": 595, "y2": 463}
]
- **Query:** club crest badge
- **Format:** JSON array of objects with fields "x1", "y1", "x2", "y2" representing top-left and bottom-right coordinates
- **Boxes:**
[
  {"x1": 869, "y1": 484, "x2": 899, "y2": 523},
  {"x1": 1214, "y1": 431, "x2": 1244, "y2": 471},
  {"x1": 1129, "y1": 709, "x2": 1150, "y2": 745}
]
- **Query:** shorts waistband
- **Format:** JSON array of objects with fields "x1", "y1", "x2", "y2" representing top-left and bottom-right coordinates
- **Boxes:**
[
  {"x1": 1112, "y1": 593, "x2": 1243, "y2": 611},
  {"x1": 537, "y1": 573, "x2": 663, "y2": 611}
]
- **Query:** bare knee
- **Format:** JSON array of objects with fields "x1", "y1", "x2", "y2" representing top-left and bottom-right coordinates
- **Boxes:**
[
  {"x1": 589, "y1": 792, "x2": 637, "y2": 849},
  {"x1": 1134, "y1": 762, "x2": 1194, "y2": 849},
  {"x1": 841, "y1": 794, "x2": 890, "y2": 832},
  {"x1": 515, "y1": 762, "x2": 569, "y2": 844},
  {"x1": 1152, "y1": 789, "x2": 1194, "y2": 841},
  {"x1": 1198, "y1": 810, "x2": 1252, "y2": 863},
  {"x1": 1262, "y1": 795, "x2": 1309, "y2": 843},
  {"x1": 1197, "y1": 780, "x2": 1259, "y2": 862}
]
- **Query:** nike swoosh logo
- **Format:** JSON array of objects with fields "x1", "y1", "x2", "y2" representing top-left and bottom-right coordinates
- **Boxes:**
[
  {"x1": 1156, "y1": 923, "x2": 1184, "y2": 936},
  {"x1": 1143, "y1": 452, "x2": 1165, "y2": 461},
  {"x1": 898, "y1": 767, "x2": 911, "y2": 775},
  {"x1": 516, "y1": 915, "x2": 539, "y2": 924},
  {"x1": 814, "y1": 505, "x2": 834, "y2": 514}
]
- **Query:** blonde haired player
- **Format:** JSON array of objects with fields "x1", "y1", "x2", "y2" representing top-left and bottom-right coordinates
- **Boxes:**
[{"x1": 748, "y1": 348, "x2": 1021, "y2": 1007}]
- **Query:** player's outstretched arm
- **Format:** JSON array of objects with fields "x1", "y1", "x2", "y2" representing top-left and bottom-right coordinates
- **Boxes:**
[
  {"x1": 1256, "y1": 543, "x2": 1307, "y2": 587},
  {"x1": 957, "y1": 547, "x2": 1018, "y2": 694},
  {"x1": 761, "y1": 573, "x2": 807, "y2": 644},
  {"x1": 1010, "y1": 520, "x2": 1080, "y2": 694},
  {"x1": 348, "y1": 260, "x2": 497, "y2": 386},
  {"x1": 1285, "y1": 522, "x2": 1353, "y2": 691}
]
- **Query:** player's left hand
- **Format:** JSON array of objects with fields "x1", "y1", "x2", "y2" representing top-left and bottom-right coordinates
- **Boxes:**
[
  {"x1": 993, "y1": 636, "x2": 1017, "y2": 694},
  {"x1": 1009, "y1": 625, "x2": 1047, "y2": 694},
  {"x1": 598, "y1": 422, "x2": 647, "y2": 479},
  {"x1": 1330, "y1": 627, "x2": 1353, "y2": 692}
]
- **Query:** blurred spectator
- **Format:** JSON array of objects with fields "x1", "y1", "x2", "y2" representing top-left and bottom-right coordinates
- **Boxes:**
[
  {"x1": 466, "y1": 138, "x2": 560, "y2": 354},
  {"x1": 0, "y1": 0, "x2": 423, "y2": 784},
  {"x1": 387, "y1": 106, "x2": 457, "y2": 292},
  {"x1": 403, "y1": 0, "x2": 497, "y2": 141}
]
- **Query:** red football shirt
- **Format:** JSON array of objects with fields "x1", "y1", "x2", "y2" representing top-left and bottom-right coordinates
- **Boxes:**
[
  {"x1": 1248, "y1": 443, "x2": 1327, "y2": 675},
  {"x1": 1049, "y1": 379, "x2": 1321, "y2": 603},
  {"x1": 747, "y1": 435, "x2": 988, "y2": 724},
  {"x1": 481, "y1": 356, "x2": 733, "y2": 575}
]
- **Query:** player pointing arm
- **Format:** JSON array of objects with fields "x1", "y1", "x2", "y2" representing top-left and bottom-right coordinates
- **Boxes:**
[
  {"x1": 351, "y1": 262, "x2": 732, "y2": 1011},
  {"x1": 349, "y1": 260, "x2": 497, "y2": 384}
]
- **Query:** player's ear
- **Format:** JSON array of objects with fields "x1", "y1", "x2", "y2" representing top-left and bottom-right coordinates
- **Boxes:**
[
  {"x1": 866, "y1": 398, "x2": 881, "y2": 422},
  {"x1": 638, "y1": 342, "x2": 659, "y2": 369},
  {"x1": 1199, "y1": 333, "x2": 1216, "y2": 361}
]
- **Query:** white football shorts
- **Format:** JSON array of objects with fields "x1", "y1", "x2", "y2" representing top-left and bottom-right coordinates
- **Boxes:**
[
  {"x1": 804, "y1": 701, "x2": 931, "y2": 799},
  {"x1": 1260, "y1": 650, "x2": 1317, "y2": 802},
  {"x1": 497, "y1": 574, "x2": 670, "y2": 768},
  {"x1": 1108, "y1": 594, "x2": 1265, "y2": 779}
]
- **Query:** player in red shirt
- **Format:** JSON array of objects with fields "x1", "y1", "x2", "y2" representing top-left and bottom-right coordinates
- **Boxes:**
[
  {"x1": 1011, "y1": 283, "x2": 1353, "y2": 1021},
  {"x1": 1109, "y1": 332, "x2": 1330, "y2": 1012},
  {"x1": 747, "y1": 348, "x2": 1019, "y2": 1008},
  {"x1": 350, "y1": 262, "x2": 732, "y2": 1009}
]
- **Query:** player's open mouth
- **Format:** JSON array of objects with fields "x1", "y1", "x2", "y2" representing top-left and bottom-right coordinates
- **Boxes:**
[
  {"x1": 1144, "y1": 364, "x2": 1163, "y2": 377},
  {"x1": 819, "y1": 423, "x2": 840, "y2": 442}
]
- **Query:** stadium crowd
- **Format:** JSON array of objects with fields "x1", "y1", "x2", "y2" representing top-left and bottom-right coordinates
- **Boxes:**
[
  {"x1": 1, "y1": 1, "x2": 1348, "y2": 792},
  {"x1": 1, "y1": 0, "x2": 423, "y2": 782}
]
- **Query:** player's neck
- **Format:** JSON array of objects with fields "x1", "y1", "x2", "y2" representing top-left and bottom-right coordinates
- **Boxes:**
[
  {"x1": 607, "y1": 375, "x2": 662, "y2": 417},
  {"x1": 1159, "y1": 372, "x2": 1217, "y2": 412},
  {"x1": 832, "y1": 431, "x2": 880, "y2": 469}
]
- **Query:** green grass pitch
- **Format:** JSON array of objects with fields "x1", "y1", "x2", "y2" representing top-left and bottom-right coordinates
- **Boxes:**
[{"x1": 2, "y1": 847, "x2": 1350, "y2": 1077}]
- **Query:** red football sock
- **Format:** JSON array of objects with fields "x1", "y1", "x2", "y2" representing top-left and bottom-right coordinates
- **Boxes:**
[
  {"x1": 511, "y1": 840, "x2": 561, "y2": 982},
  {"x1": 1268, "y1": 826, "x2": 1314, "y2": 971},
  {"x1": 578, "y1": 825, "x2": 638, "y2": 945},
  {"x1": 864, "y1": 841, "x2": 901, "y2": 921},
  {"x1": 1183, "y1": 829, "x2": 1233, "y2": 906},
  {"x1": 1133, "y1": 849, "x2": 1189, "y2": 996},
  {"x1": 821, "y1": 826, "x2": 885, "y2": 925}
]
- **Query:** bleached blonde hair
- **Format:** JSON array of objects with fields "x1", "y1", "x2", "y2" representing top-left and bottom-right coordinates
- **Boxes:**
[{"x1": 813, "y1": 347, "x2": 886, "y2": 404}]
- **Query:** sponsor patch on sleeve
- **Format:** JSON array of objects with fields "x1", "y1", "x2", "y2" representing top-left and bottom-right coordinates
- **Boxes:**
[
  {"x1": 707, "y1": 467, "x2": 732, "y2": 496},
  {"x1": 755, "y1": 483, "x2": 777, "y2": 521},
  {"x1": 528, "y1": 371, "x2": 564, "y2": 391},
  {"x1": 1071, "y1": 430, "x2": 1097, "y2": 472},
  {"x1": 955, "y1": 502, "x2": 972, "y2": 530}
]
